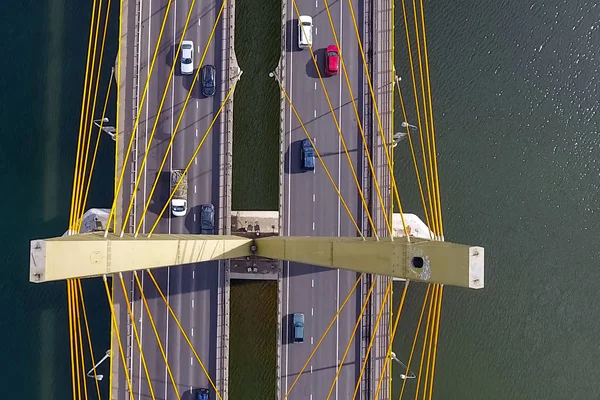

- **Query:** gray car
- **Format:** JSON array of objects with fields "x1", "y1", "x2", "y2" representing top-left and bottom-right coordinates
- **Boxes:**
[
  {"x1": 200, "y1": 203, "x2": 215, "y2": 234},
  {"x1": 201, "y1": 65, "x2": 216, "y2": 97}
]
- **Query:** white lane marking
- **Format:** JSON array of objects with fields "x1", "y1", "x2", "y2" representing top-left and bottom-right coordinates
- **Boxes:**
[
  {"x1": 314, "y1": 110, "x2": 316, "y2": 118},
  {"x1": 195, "y1": 157, "x2": 198, "y2": 165},
  {"x1": 193, "y1": 214, "x2": 196, "y2": 222},
  {"x1": 191, "y1": 327, "x2": 194, "y2": 336},
  {"x1": 198, "y1": 19, "x2": 201, "y2": 26},
  {"x1": 196, "y1": 128, "x2": 198, "y2": 137},
  {"x1": 313, "y1": 193, "x2": 316, "y2": 202},
  {"x1": 311, "y1": 279, "x2": 314, "y2": 288},
  {"x1": 312, "y1": 222, "x2": 315, "y2": 230},
  {"x1": 191, "y1": 299, "x2": 195, "y2": 308},
  {"x1": 196, "y1": 100, "x2": 199, "y2": 109},
  {"x1": 314, "y1": 82, "x2": 317, "y2": 90},
  {"x1": 315, "y1": 0, "x2": 317, "y2": 7},
  {"x1": 315, "y1": 27, "x2": 318, "y2": 35},
  {"x1": 192, "y1": 270, "x2": 195, "y2": 279},
  {"x1": 311, "y1": 307, "x2": 314, "y2": 316},
  {"x1": 311, "y1": 337, "x2": 314, "y2": 344},
  {"x1": 197, "y1": 45, "x2": 200, "y2": 53},
  {"x1": 194, "y1": 185, "x2": 197, "y2": 193},
  {"x1": 191, "y1": 357, "x2": 194, "y2": 365},
  {"x1": 310, "y1": 366, "x2": 313, "y2": 373}
]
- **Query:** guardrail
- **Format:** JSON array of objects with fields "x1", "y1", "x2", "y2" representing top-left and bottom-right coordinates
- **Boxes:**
[{"x1": 216, "y1": 0, "x2": 238, "y2": 397}]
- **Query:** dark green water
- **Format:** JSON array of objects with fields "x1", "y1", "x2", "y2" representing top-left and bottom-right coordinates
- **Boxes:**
[{"x1": 3, "y1": 0, "x2": 599, "y2": 399}]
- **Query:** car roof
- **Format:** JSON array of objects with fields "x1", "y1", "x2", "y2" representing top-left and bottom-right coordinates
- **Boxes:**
[
  {"x1": 302, "y1": 138, "x2": 312, "y2": 148},
  {"x1": 299, "y1": 15, "x2": 312, "y2": 24}
]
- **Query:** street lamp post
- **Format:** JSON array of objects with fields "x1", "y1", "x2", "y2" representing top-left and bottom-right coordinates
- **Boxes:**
[
  {"x1": 86, "y1": 349, "x2": 111, "y2": 381},
  {"x1": 93, "y1": 118, "x2": 116, "y2": 141},
  {"x1": 390, "y1": 351, "x2": 416, "y2": 380}
]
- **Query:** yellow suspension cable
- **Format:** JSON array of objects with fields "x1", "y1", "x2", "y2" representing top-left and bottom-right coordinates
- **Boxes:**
[
  {"x1": 67, "y1": 281, "x2": 77, "y2": 400},
  {"x1": 274, "y1": 76, "x2": 364, "y2": 239},
  {"x1": 114, "y1": 0, "x2": 124, "y2": 234},
  {"x1": 133, "y1": 271, "x2": 181, "y2": 398},
  {"x1": 345, "y1": 0, "x2": 410, "y2": 240},
  {"x1": 373, "y1": 280, "x2": 410, "y2": 399},
  {"x1": 71, "y1": 281, "x2": 82, "y2": 399},
  {"x1": 74, "y1": 279, "x2": 90, "y2": 400},
  {"x1": 105, "y1": 0, "x2": 175, "y2": 234},
  {"x1": 103, "y1": 275, "x2": 135, "y2": 400},
  {"x1": 121, "y1": 0, "x2": 202, "y2": 233},
  {"x1": 74, "y1": 0, "x2": 108, "y2": 226},
  {"x1": 411, "y1": 0, "x2": 438, "y2": 236},
  {"x1": 77, "y1": 0, "x2": 114, "y2": 224},
  {"x1": 350, "y1": 281, "x2": 392, "y2": 400},
  {"x1": 78, "y1": 280, "x2": 103, "y2": 400},
  {"x1": 325, "y1": 277, "x2": 378, "y2": 400},
  {"x1": 399, "y1": 284, "x2": 431, "y2": 399},
  {"x1": 147, "y1": 80, "x2": 237, "y2": 235},
  {"x1": 284, "y1": 274, "x2": 364, "y2": 399},
  {"x1": 399, "y1": 0, "x2": 435, "y2": 233},
  {"x1": 78, "y1": 69, "x2": 114, "y2": 231},
  {"x1": 418, "y1": 0, "x2": 443, "y2": 238},
  {"x1": 69, "y1": 0, "x2": 99, "y2": 228},
  {"x1": 321, "y1": 0, "x2": 393, "y2": 240},
  {"x1": 422, "y1": 284, "x2": 440, "y2": 400},
  {"x1": 146, "y1": 270, "x2": 222, "y2": 399},
  {"x1": 108, "y1": 276, "x2": 116, "y2": 400},
  {"x1": 395, "y1": 78, "x2": 432, "y2": 237},
  {"x1": 118, "y1": 273, "x2": 157, "y2": 399},
  {"x1": 427, "y1": 286, "x2": 444, "y2": 400},
  {"x1": 291, "y1": 0, "x2": 380, "y2": 239},
  {"x1": 413, "y1": 284, "x2": 437, "y2": 400},
  {"x1": 135, "y1": 0, "x2": 226, "y2": 234}
]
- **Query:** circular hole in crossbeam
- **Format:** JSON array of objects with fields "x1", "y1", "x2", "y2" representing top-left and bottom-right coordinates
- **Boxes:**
[{"x1": 411, "y1": 256, "x2": 424, "y2": 268}]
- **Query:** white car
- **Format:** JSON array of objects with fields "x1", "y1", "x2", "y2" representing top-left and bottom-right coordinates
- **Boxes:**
[
  {"x1": 298, "y1": 16, "x2": 313, "y2": 49},
  {"x1": 180, "y1": 40, "x2": 194, "y2": 75}
]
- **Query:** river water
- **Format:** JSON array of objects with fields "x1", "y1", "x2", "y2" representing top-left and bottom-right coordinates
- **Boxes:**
[{"x1": 2, "y1": 0, "x2": 598, "y2": 399}]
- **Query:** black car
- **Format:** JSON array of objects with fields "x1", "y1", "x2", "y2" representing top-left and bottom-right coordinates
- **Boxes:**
[
  {"x1": 195, "y1": 388, "x2": 210, "y2": 400},
  {"x1": 200, "y1": 203, "x2": 215, "y2": 234},
  {"x1": 300, "y1": 139, "x2": 315, "y2": 172},
  {"x1": 201, "y1": 65, "x2": 216, "y2": 97}
]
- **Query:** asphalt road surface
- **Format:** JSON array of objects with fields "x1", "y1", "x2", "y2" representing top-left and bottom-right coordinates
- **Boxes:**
[
  {"x1": 280, "y1": 0, "x2": 366, "y2": 398},
  {"x1": 115, "y1": 0, "x2": 226, "y2": 398}
]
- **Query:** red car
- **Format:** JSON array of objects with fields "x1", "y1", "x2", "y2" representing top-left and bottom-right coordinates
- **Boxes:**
[{"x1": 325, "y1": 45, "x2": 339, "y2": 76}]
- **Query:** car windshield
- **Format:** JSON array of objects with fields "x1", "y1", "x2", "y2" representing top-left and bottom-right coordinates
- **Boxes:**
[
  {"x1": 173, "y1": 206, "x2": 184, "y2": 212},
  {"x1": 302, "y1": 21, "x2": 311, "y2": 26},
  {"x1": 328, "y1": 51, "x2": 337, "y2": 57},
  {"x1": 182, "y1": 58, "x2": 192, "y2": 64}
]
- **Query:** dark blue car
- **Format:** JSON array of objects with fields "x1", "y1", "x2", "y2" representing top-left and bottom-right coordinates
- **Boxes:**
[
  {"x1": 300, "y1": 139, "x2": 315, "y2": 171},
  {"x1": 195, "y1": 388, "x2": 210, "y2": 400}
]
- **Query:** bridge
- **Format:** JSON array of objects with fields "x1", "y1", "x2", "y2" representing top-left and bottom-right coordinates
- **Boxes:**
[{"x1": 29, "y1": 0, "x2": 484, "y2": 399}]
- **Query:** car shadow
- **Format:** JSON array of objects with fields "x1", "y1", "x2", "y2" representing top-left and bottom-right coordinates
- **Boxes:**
[
  {"x1": 146, "y1": 170, "x2": 172, "y2": 217},
  {"x1": 305, "y1": 49, "x2": 323, "y2": 78},
  {"x1": 286, "y1": 18, "x2": 302, "y2": 53},
  {"x1": 282, "y1": 313, "x2": 291, "y2": 345},
  {"x1": 285, "y1": 139, "x2": 308, "y2": 175}
]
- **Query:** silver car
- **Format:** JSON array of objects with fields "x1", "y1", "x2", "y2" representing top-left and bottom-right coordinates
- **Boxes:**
[{"x1": 180, "y1": 40, "x2": 194, "y2": 75}]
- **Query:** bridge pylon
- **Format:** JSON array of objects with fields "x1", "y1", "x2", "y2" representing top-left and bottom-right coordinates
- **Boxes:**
[{"x1": 29, "y1": 233, "x2": 484, "y2": 289}]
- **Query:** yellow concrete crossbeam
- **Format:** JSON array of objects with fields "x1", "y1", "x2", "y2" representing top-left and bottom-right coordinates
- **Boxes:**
[
  {"x1": 254, "y1": 236, "x2": 484, "y2": 289},
  {"x1": 30, "y1": 232, "x2": 253, "y2": 282},
  {"x1": 29, "y1": 233, "x2": 484, "y2": 289}
]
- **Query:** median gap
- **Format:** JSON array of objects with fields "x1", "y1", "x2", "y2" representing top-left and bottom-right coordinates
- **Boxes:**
[{"x1": 229, "y1": 280, "x2": 278, "y2": 398}]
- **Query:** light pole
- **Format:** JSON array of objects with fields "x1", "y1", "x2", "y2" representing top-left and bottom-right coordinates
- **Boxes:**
[
  {"x1": 93, "y1": 118, "x2": 116, "y2": 141},
  {"x1": 401, "y1": 121, "x2": 418, "y2": 131},
  {"x1": 86, "y1": 349, "x2": 111, "y2": 381},
  {"x1": 390, "y1": 351, "x2": 416, "y2": 379}
]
